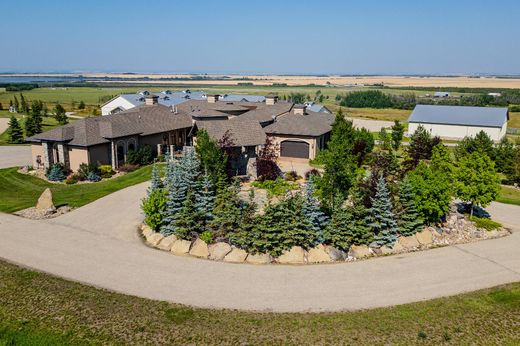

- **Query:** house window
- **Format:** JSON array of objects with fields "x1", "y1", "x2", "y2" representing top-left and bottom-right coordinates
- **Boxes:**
[{"x1": 116, "y1": 142, "x2": 125, "y2": 166}]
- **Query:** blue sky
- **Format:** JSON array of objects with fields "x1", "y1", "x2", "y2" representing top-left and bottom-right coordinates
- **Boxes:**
[{"x1": 2, "y1": 0, "x2": 519, "y2": 75}]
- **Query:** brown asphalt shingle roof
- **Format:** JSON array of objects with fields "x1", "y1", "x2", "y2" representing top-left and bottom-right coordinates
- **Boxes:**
[
  {"x1": 263, "y1": 110, "x2": 334, "y2": 137},
  {"x1": 195, "y1": 117, "x2": 266, "y2": 147}
]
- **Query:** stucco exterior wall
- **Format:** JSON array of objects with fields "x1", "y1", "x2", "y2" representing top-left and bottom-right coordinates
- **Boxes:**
[
  {"x1": 31, "y1": 144, "x2": 44, "y2": 169},
  {"x1": 269, "y1": 134, "x2": 318, "y2": 159},
  {"x1": 88, "y1": 143, "x2": 111, "y2": 166},
  {"x1": 68, "y1": 147, "x2": 89, "y2": 172},
  {"x1": 408, "y1": 122, "x2": 505, "y2": 141}
]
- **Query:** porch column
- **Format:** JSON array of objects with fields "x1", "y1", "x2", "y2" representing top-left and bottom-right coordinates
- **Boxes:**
[
  {"x1": 42, "y1": 142, "x2": 51, "y2": 168},
  {"x1": 57, "y1": 143, "x2": 68, "y2": 168},
  {"x1": 111, "y1": 141, "x2": 116, "y2": 170}
]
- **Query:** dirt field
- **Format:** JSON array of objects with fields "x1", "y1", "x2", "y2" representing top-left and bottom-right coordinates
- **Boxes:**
[{"x1": 3, "y1": 73, "x2": 520, "y2": 88}]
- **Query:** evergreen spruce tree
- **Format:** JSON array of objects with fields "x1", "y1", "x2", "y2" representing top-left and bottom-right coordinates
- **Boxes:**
[
  {"x1": 7, "y1": 116, "x2": 24, "y2": 144},
  {"x1": 302, "y1": 177, "x2": 329, "y2": 245},
  {"x1": 366, "y1": 174, "x2": 399, "y2": 247},
  {"x1": 174, "y1": 191, "x2": 201, "y2": 240},
  {"x1": 180, "y1": 146, "x2": 201, "y2": 191},
  {"x1": 147, "y1": 164, "x2": 163, "y2": 195},
  {"x1": 397, "y1": 178, "x2": 423, "y2": 236},
  {"x1": 195, "y1": 172, "x2": 215, "y2": 226},
  {"x1": 161, "y1": 159, "x2": 187, "y2": 235},
  {"x1": 13, "y1": 95, "x2": 19, "y2": 111},
  {"x1": 210, "y1": 179, "x2": 244, "y2": 239}
]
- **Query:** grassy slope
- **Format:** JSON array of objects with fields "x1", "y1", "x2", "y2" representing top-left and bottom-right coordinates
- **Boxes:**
[
  {"x1": 0, "y1": 166, "x2": 152, "y2": 213},
  {"x1": 497, "y1": 185, "x2": 520, "y2": 206},
  {"x1": 0, "y1": 260, "x2": 519, "y2": 345}
]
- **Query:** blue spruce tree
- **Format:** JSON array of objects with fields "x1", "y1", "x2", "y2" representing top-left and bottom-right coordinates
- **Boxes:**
[
  {"x1": 161, "y1": 159, "x2": 186, "y2": 235},
  {"x1": 397, "y1": 177, "x2": 423, "y2": 236},
  {"x1": 180, "y1": 146, "x2": 201, "y2": 192},
  {"x1": 302, "y1": 177, "x2": 329, "y2": 245},
  {"x1": 195, "y1": 172, "x2": 215, "y2": 226},
  {"x1": 366, "y1": 174, "x2": 399, "y2": 247},
  {"x1": 147, "y1": 163, "x2": 163, "y2": 195}
]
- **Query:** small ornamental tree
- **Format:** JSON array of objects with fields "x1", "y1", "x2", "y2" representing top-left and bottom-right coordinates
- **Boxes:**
[
  {"x1": 455, "y1": 151, "x2": 500, "y2": 216},
  {"x1": 366, "y1": 174, "x2": 399, "y2": 247},
  {"x1": 407, "y1": 162, "x2": 452, "y2": 223},
  {"x1": 397, "y1": 178, "x2": 423, "y2": 237},
  {"x1": 256, "y1": 136, "x2": 280, "y2": 181},
  {"x1": 302, "y1": 178, "x2": 329, "y2": 244},
  {"x1": 196, "y1": 129, "x2": 228, "y2": 186},
  {"x1": 54, "y1": 103, "x2": 68, "y2": 125},
  {"x1": 141, "y1": 188, "x2": 167, "y2": 231},
  {"x1": 378, "y1": 127, "x2": 391, "y2": 151},
  {"x1": 391, "y1": 120, "x2": 405, "y2": 151},
  {"x1": 7, "y1": 116, "x2": 24, "y2": 144}
]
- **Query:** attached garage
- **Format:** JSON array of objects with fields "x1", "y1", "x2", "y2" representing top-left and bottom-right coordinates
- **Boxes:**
[{"x1": 280, "y1": 140, "x2": 309, "y2": 159}]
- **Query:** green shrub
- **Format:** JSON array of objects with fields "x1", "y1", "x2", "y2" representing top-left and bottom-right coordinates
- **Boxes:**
[
  {"x1": 65, "y1": 176, "x2": 78, "y2": 184},
  {"x1": 469, "y1": 216, "x2": 502, "y2": 231},
  {"x1": 46, "y1": 164, "x2": 66, "y2": 181},
  {"x1": 142, "y1": 189, "x2": 167, "y2": 231},
  {"x1": 126, "y1": 145, "x2": 153, "y2": 166},
  {"x1": 118, "y1": 164, "x2": 139, "y2": 173},
  {"x1": 98, "y1": 165, "x2": 114, "y2": 178},
  {"x1": 251, "y1": 177, "x2": 298, "y2": 197},
  {"x1": 199, "y1": 231, "x2": 213, "y2": 244},
  {"x1": 284, "y1": 170, "x2": 300, "y2": 181},
  {"x1": 86, "y1": 171, "x2": 101, "y2": 182},
  {"x1": 77, "y1": 163, "x2": 99, "y2": 180}
]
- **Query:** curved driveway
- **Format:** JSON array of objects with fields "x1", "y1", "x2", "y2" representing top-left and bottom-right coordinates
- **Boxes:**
[{"x1": 0, "y1": 182, "x2": 519, "y2": 312}]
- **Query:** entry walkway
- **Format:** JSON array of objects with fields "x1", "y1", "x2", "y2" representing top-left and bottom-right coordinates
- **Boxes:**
[{"x1": 0, "y1": 183, "x2": 519, "y2": 312}]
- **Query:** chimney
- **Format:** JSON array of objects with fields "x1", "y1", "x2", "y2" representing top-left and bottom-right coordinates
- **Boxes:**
[
  {"x1": 207, "y1": 94, "x2": 220, "y2": 103},
  {"x1": 293, "y1": 104, "x2": 306, "y2": 115},
  {"x1": 144, "y1": 95, "x2": 159, "y2": 106},
  {"x1": 265, "y1": 93, "x2": 278, "y2": 105}
]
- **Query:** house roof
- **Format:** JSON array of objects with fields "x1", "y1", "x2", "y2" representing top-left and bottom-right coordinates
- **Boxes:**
[
  {"x1": 408, "y1": 105, "x2": 509, "y2": 128},
  {"x1": 263, "y1": 110, "x2": 334, "y2": 137},
  {"x1": 27, "y1": 104, "x2": 192, "y2": 146},
  {"x1": 195, "y1": 117, "x2": 266, "y2": 147},
  {"x1": 240, "y1": 101, "x2": 294, "y2": 123}
]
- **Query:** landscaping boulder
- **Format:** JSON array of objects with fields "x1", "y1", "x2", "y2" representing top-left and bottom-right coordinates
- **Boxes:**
[
  {"x1": 36, "y1": 188, "x2": 55, "y2": 212},
  {"x1": 246, "y1": 253, "x2": 272, "y2": 264},
  {"x1": 415, "y1": 229, "x2": 433, "y2": 246},
  {"x1": 157, "y1": 235, "x2": 177, "y2": 251},
  {"x1": 223, "y1": 247, "x2": 248, "y2": 263},
  {"x1": 209, "y1": 242, "x2": 232, "y2": 260},
  {"x1": 307, "y1": 244, "x2": 332, "y2": 263},
  {"x1": 146, "y1": 232, "x2": 164, "y2": 246},
  {"x1": 398, "y1": 235, "x2": 420, "y2": 249},
  {"x1": 325, "y1": 246, "x2": 347, "y2": 261},
  {"x1": 380, "y1": 245, "x2": 395, "y2": 255},
  {"x1": 277, "y1": 246, "x2": 305, "y2": 264},
  {"x1": 141, "y1": 224, "x2": 154, "y2": 238},
  {"x1": 171, "y1": 239, "x2": 192, "y2": 255},
  {"x1": 189, "y1": 238, "x2": 210, "y2": 258},
  {"x1": 348, "y1": 244, "x2": 371, "y2": 259}
]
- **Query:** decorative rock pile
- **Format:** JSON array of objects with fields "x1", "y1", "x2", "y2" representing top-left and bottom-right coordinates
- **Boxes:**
[
  {"x1": 140, "y1": 207, "x2": 510, "y2": 265},
  {"x1": 14, "y1": 188, "x2": 72, "y2": 219}
]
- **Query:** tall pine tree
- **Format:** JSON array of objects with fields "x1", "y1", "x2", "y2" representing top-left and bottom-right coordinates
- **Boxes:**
[
  {"x1": 397, "y1": 177, "x2": 423, "y2": 237},
  {"x1": 195, "y1": 172, "x2": 215, "y2": 228},
  {"x1": 147, "y1": 163, "x2": 163, "y2": 195},
  {"x1": 161, "y1": 159, "x2": 187, "y2": 235},
  {"x1": 174, "y1": 191, "x2": 202, "y2": 240},
  {"x1": 7, "y1": 116, "x2": 24, "y2": 144},
  {"x1": 366, "y1": 174, "x2": 399, "y2": 247}
]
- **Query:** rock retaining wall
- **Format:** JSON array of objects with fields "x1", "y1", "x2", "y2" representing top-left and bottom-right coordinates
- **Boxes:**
[{"x1": 140, "y1": 212, "x2": 510, "y2": 265}]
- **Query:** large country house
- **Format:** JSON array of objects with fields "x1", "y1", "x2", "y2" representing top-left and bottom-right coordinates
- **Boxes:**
[{"x1": 27, "y1": 94, "x2": 334, "y2": 176}]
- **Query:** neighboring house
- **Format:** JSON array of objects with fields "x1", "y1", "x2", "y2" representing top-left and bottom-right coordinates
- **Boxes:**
[
  {"x1": 433, "y1": 92, "x2": 450, "y2": 98},
  {"x1": 9, "y1": 105, "x2": 17, "y2": 113},
  {"x1": 101, "y1": 90, "x2": 268, "y2": 115},
  {"x1": 28, "y1": 94, "x2": 333, "y2": 174},
  {"x1": 408, "y1": 104, "x2": 509, "y2": 141},
  {"x1": 304, "y1": 101, "x2": 332, "y2": 114}
]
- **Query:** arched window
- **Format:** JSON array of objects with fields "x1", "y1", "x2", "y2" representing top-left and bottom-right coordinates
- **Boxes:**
[
  {"x1": 127, "y1": 139, "x2": 136, "y2": 153},
  {"x1": 116, "y1": 141, "x2": 125, "y2": 166}
]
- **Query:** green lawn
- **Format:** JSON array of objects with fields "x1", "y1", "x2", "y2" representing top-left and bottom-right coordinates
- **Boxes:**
[
  {"x1": 0, "y1": 165, "x2": 153, "y2": 213},
  {"x1": 0, "y1": 260, "x2": 519, "y2": 345},
  {"x1": 497, "y1": 185, "x2": 520, "y2": 206},
  {"x1": 0, "y1": 114, "x2": 65, "y2": 145}
]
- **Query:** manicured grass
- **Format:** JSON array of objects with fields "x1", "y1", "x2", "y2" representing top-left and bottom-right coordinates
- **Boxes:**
[
  {"x1": 497, "y1": 185, "x2": 520, "y2": 206},
  {"x1": 0, "y1": 114, "x2": 65, "y2": 145},
  {"x1": 0, "y1": 260, "x2": 519, "y2": 345},
  {"x1": 0, "y1": 165, "x2": 153, "y2": 213}
]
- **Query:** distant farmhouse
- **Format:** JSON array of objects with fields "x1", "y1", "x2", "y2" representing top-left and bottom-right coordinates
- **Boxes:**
[
  {"x1": 433, "y1": 91, "x2": 450, "y2": 98},
  {"x1": 27, "y1": 94, "x2": 333, "y2": 175},
  {"x1": 408, "y1": 105, "x2": 509, "y2": 141}
]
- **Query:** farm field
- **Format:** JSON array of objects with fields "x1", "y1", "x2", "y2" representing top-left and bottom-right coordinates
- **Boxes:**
[{"x1": 0, "y1": 259, "x2": 519, "y2": 345}]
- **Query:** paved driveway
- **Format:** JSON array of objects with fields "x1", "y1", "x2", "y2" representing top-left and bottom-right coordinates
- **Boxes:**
[
  {"x1": 0, "y1": 145, "x2": 32, "y2": 168},
  {"x1": 0, "y1": 183, "x2": 519, "y2": 312},
  {"x1": 348, "y1": 117, "x2": 394, "y2": 132}
]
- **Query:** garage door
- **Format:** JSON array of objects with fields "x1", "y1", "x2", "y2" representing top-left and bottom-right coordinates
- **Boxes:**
[{"x1": 280, "y1": 140, "x2": 309, "y2": 159}]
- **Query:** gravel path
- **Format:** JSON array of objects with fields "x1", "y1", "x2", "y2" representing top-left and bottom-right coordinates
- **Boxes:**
[{"x1": 0, "y1": 183, "x2": 518, "y2": 312}]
